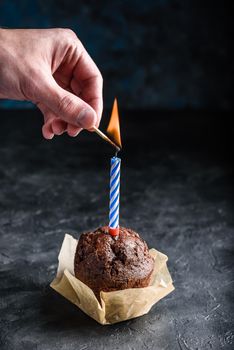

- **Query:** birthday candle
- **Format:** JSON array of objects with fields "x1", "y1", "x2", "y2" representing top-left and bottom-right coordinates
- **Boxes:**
[{"x1": 109, "y1": 156, "x2": 121, "y2": 237}]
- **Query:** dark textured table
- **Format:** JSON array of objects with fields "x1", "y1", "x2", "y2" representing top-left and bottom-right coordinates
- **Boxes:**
[{"x1": 0, "y1": 109, "x2": 233, "y2": 350}]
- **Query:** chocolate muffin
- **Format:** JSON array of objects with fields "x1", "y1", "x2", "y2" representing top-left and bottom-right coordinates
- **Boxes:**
[{"x1": 74, "y1": 226, "x2": 154, "y2": 299}]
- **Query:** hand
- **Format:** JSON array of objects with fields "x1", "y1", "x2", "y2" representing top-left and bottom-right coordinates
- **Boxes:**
[{"x1": 0, "y1": 28, "x2": 103, "y2": 139}]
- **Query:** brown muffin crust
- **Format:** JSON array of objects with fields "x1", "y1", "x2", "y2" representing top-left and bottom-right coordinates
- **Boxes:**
[{"x1": 74, "y1": 226, "x2": 154, "y2": 299}]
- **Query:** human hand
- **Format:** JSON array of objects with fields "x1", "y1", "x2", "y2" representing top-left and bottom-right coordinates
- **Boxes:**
[{"x1": 0, "y1": 28, "x2": 103, "y2": 139}]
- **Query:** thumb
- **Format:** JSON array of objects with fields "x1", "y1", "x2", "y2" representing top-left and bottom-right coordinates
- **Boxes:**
[{"x1": 37, "y1": 76, "x2": 97, "y2": 129}]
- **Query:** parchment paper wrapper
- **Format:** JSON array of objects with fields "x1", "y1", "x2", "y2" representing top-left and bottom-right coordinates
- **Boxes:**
[{"x1": 50, "y1": 234, "x2": 174, "y2": 325}]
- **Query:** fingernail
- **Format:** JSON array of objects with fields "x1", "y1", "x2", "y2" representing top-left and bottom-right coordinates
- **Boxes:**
[
  {"x1": 70, "y1": 129, "x2": 82, "y2": 137},
  {"x1": 76, "y1": 109, "x2": 96, "y2": 128}
]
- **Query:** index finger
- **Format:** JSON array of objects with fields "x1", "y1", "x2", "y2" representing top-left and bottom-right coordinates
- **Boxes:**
[{"x1": 72, "y1": 49, "x2": 103, "y2": 126}]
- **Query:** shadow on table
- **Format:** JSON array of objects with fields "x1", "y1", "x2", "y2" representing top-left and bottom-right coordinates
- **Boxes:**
[
  {"x1": 40, "y1": 286, "x2": 98, "y2": 329},
  {"x1": 41, "y1": 287, "x2": 139, "y2": 331},
  {"x1": 39, "y1": 285, "x2": 157, "y2": 333}
]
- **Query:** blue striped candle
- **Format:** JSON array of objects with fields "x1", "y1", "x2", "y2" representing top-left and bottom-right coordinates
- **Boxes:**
[{"x1": 109, "y1": 156, "x2": 121, "y2": 237}]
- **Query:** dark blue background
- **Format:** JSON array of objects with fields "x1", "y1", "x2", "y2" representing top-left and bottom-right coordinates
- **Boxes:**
[{"x1": 0, "y1": 0, "x2": 232, "y2": 110}]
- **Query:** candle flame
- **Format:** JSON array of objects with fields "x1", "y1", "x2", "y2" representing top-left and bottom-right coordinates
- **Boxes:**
[{"x1": 107, "y1": 98, "x2": 122, "y2": 148}]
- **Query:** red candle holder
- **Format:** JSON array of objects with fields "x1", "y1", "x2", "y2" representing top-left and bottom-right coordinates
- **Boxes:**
[{"x1": 109, "y1": 227, "x2": 119, "y2": 237}]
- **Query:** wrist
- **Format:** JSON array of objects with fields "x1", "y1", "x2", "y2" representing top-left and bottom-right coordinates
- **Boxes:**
[
  {"x1": 0, "y1": 29, "x2": 12, "y2": 100},
  {"x1": 0, "y1": 29, "x2": 10, "y2": 49},
  {"x1": 0, "y1": 28, "x2": 4, "y2": 43},
  {"x1": 0, "y1": 28, "x2": 7, "y2": 39}
]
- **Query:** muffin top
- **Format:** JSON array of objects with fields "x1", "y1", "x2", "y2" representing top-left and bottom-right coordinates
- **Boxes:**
[{"x1": 74, "y1": 226, "x2": 154, "y2": 296}]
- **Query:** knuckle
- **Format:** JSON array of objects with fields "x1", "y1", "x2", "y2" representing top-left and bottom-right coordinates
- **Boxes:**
[
  {"x1": 55, "y1": 28, "x2": 78, "y2": 47},
  {"x1": 56, "y1": 28, "x2": 76, "y2": 37},
  {"x1": 61, "y1": 29, "x2": 82, "y2": 51},
  {"x1": 98, "y1": 72, "x2": 103, "y2": 85},
  {"x1": 94, "y1": 67, "x2": 102, "y2": 80},
  {"x1": 63, "y1": 28, "x2": 78, "y2": 43},
  {"x1": 90, "y1": 68, "x2": 103, "y2": 87},
  {"x1": 64, "y1": 28, "x2": 76, "y2": 37},
  {"x1": 94, "y1": 71, "x2": 103, "y2": 89},
  {"x1": 94, "y1": 65, "x2": 103, "y2": 81}
]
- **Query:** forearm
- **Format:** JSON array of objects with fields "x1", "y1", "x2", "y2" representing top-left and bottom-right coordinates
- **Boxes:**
[
  {"x1": 0, "y1": 28, "x2": 23, "y2": 100},
  {"x1": 0, "y1": 29, "x2": 8, "y2": 99}
]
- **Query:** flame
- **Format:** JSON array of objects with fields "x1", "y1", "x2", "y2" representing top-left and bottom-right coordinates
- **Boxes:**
[{"x1": 107, "y1": 98, "x2": 122, "y2": 148}]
